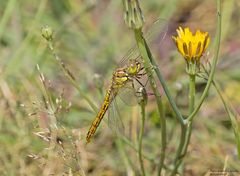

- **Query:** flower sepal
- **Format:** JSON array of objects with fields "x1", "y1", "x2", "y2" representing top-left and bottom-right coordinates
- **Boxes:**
[{"x1": 186, "y1": 59, "x2": 199, "y2": 76}]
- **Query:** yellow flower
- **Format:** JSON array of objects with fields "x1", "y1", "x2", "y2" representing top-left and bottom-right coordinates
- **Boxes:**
[{"x1": 172, "y1": 27, "x2": 210, "y2": 62}]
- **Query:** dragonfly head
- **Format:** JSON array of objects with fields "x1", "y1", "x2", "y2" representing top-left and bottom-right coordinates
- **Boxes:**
[{"x1": 127, "y1": 60, "x2": 141, "y2": 76}]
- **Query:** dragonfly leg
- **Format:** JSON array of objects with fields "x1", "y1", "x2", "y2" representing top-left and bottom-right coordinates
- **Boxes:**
[
  {"x1": 134, "y1": 77, "x2": 145, "y2": 88},
  {"x1": 136, "y1": 72, "x2": 147, "y2": 78},
  {"x1": 134, "y1": 77, "x2": 161, "y2": 98},
  {"x1": 136, "y1": 64, "x2": 158, "y2": 79},
  {"x1": 133, "y1": 77, "x2": 148, "y2": 99}
]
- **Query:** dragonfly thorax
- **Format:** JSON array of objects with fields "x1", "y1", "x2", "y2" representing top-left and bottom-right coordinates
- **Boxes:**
[
  {"x1": 112, "y1": 68, "x2": 129, "y2": 89},
  {"x1": 126, "y1": 60, "x2": 141, "y2": 76}
]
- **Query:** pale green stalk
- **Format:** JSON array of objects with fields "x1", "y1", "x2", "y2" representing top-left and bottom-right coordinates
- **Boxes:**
[
  {"x1": 46, "y1": 40, "x2": 98, "y2": 113},
  {"x1": 116, "y1": 139, "x2": 136, "y2": 175},
  {"x1": 171, "y1": 1, "x2": 222, "y2": 174},
  {"x1": 0, "y1": 0, "x2": 16, "y2": 39},
  {"x1": 188, "y1": 75, "x2": 195, "y2": 113},
  {"x1": 182, "y1": 74, "x2": 196, "y2": 157},
  {"x1": 134, "y1": 28, "x2": 166, "y2": 176},
  {"x1": 120, "y1": 136, "x2": 156, "y2": 163},
  {"x1": 122, "y1": 1, "x2": 167, "y2": 174},
  {"x1": 138, "y1": 102, "x2": 146, "y2": 176},
  {"x1": 170, "y1": 74, "x2": 196, "y2": 175},
  {"x1": 143, "y1": 38, "x2": 185, "y2": 125},
  {"x1": 171, "y1": 124, "x2": 186, "y2": 175},
  {"x1": 4, "y1": 0, "x2": 48, "y2": 76},
  {"x1": 187, "y1": 0, "x2": 222, "y2": 122},
  {"x1": 201, "y1": 63, "x2": 240, "y2": 158},
  {"x1": 212, "y1": 81, "x2": 240, "y2": 159}
]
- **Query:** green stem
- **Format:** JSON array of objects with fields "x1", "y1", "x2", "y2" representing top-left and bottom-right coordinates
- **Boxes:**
[
  {"x1": 213, "y1": 81, "x2": 231, "y2": 119},
  {"x1": 183, "y1": 74, "x2": 196, "y2": 156},
  {"x1": 187, "y1": 0, "x2": 222, "y2": 122},
  {"x1": 201, "y1": 65, "x2": 240, "y2": 159},
  {"x1": 3, "y1": 0, "x2": 48, "y2": 76},
  {"x1": 171, "y1": 0, "x2": 221, "y2": 174},
  {"x1": 172, "y1": 124, "x2": 186, "y2": 174},
  {"x1": 47, "y1": 41, "x2": 98, "y2": 113},
  {"x1": 0, "y1": 0, "x2": 16, "y2": 39},
  {"x1": 116, "y1": 139, "x2": 136, "y2": 174},
  {"x1": 181, "y1": 74, "x2": 196, "y2": 155},
  {"x1": 143, "y1": 38, "x2": 185, "y2": 125},
  {"x1": 134, "y1": 29, "x2": 166, "y2": 176},
  {"x1": 138, "y1": 103, "x2": 146, "y2": 176},
  {"x1": 171, "y1": 74, "x2": 196, "y2": 176},
  {"x1": 212, "y1": 81, "x2": 240, "y2": 159},
  {"x1": 181, "y1": 123, "x2": 192, "y2": 157},
  {"x1": 121, "y1": 135, "x2": 156, "y2": 163},
  {"x1": 189, "y1": 75, "x2": 195, "y2": 113},
  {"x1": 174, "y1": 125, "x2": 186, "y2": 162}
]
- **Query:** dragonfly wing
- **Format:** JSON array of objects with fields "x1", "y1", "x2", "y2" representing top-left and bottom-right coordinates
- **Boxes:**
[
  {"x1": 117, "y1": 81, "x2": 138, "y2": 106},
  {"x1": 108, "y1": 96, "x2": 125, "y2": 136},
  {"x1": 144, "y1": 18, "x2": 168, "y2": 46},
  {"x1": 119, "y1": 18, "x2": 168, "y2": 67},
  {"x1": 119, "y1": 46, "x2": 140, "y2": 68}
]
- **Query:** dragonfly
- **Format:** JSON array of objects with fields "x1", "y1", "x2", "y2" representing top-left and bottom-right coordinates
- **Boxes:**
[{"x1": 86, "y1": 19, "x2": 168, "y2": 143}]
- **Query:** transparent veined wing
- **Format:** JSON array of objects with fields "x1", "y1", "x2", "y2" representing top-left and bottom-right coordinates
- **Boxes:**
[
  {"x1": 117, "y1": 79, "x2": 146, "y2": 106},
  {"x1": 107, "y1": 84, "x2": 148, "y2": 138},
  {"x1": 118, "y1": 18, "x2": 168, "y2": 67},
  {"x1": 107, "y1": 95, "x2": 125, "y2": 137}
]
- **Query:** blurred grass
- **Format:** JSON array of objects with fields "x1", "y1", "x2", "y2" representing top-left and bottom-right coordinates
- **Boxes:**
[{"x1": 0, "y1": 0, "x2": 240, "y2": 175}]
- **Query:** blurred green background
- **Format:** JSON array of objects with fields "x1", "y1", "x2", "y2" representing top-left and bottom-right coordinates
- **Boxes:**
[{"x1": 0, "y1": 0, "x2": 240, "y2": 175}]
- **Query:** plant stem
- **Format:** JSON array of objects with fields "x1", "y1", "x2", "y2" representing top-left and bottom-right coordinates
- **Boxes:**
[
  {"x1": 116, "y1": 139, "x2": 135, "y2": 175},
  {"x1": 170, "y1": 2, "x2": 222, "y2": 172},
  {"x1": 170, "y1": 74, "x2": 196, "y2": 175},
  {"x1": 143, "y1": 38, "x2": 185, "y2": 125},
  {"x1": 0, "y1": 0, "x2": 16, "y2": 39},
  {"x1": 200, "y1": 63, "x2": 240, "y2": 159},
  {"x1": 169, "y1": 123, "x2": 186, "y2": 176},
  {"x1": 182, "y1": 74, "x2": 196, "y2": 156},
  {"x1": 138, "y1": 103, "x2": 146, "y2": 176},
  {"x1": 187, "y1": 0, "x2": 222, "y2": 122},
  {"x1": 4, "y1": 0, "x2": 48, "y2": 76},
  {"x1": 120, "y1": 136, "x2": 156, "y2": 163},
  {"x1": 171, "y1": 0, "x2": 221, "y2": 175},
  {"x1": 47, "y1": 41, "x2": 98, "y2": 113},
  {"x1": 134, "y1": 28, "x2": 166, "y2": 176},
  {"x1": 188, "y1": 75, "x2": 195, "y2": 113},
  {"x1": 212, "y1": 81, "x2": 240, "y2": 159},
  {"x1": 181, "y1": 74, "x2": 196, "y2": 155}
]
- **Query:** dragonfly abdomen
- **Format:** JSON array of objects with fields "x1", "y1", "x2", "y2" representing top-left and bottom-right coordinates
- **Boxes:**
[
  {"x1": 86, "y1": 68, "x2": 132, "y2": 143},
  {"x1": 86, "y1": 87, "x2": 112, "y2": 143}
]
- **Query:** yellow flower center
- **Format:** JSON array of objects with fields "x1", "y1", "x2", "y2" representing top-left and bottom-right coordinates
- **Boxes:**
[{"x1": 172, "y1": 27, "x2": 210, "y2": 62}]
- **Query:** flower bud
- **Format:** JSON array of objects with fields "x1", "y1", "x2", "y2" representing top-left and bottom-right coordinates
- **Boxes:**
[
  {"x1": 41, "y1": 26, "x2": 53, "y2": 41},
  {"x1": 122, "y1": 0, "x2": 144, "y2": 29}
]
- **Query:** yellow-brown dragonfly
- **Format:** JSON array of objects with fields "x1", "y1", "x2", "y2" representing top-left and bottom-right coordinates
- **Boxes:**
[
  {"x1": 86, "y1": 58, "x2": 145, "y2": 143},
  {"x1": 86, "y1": 19, "x2": 168, "y2": 143}
]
